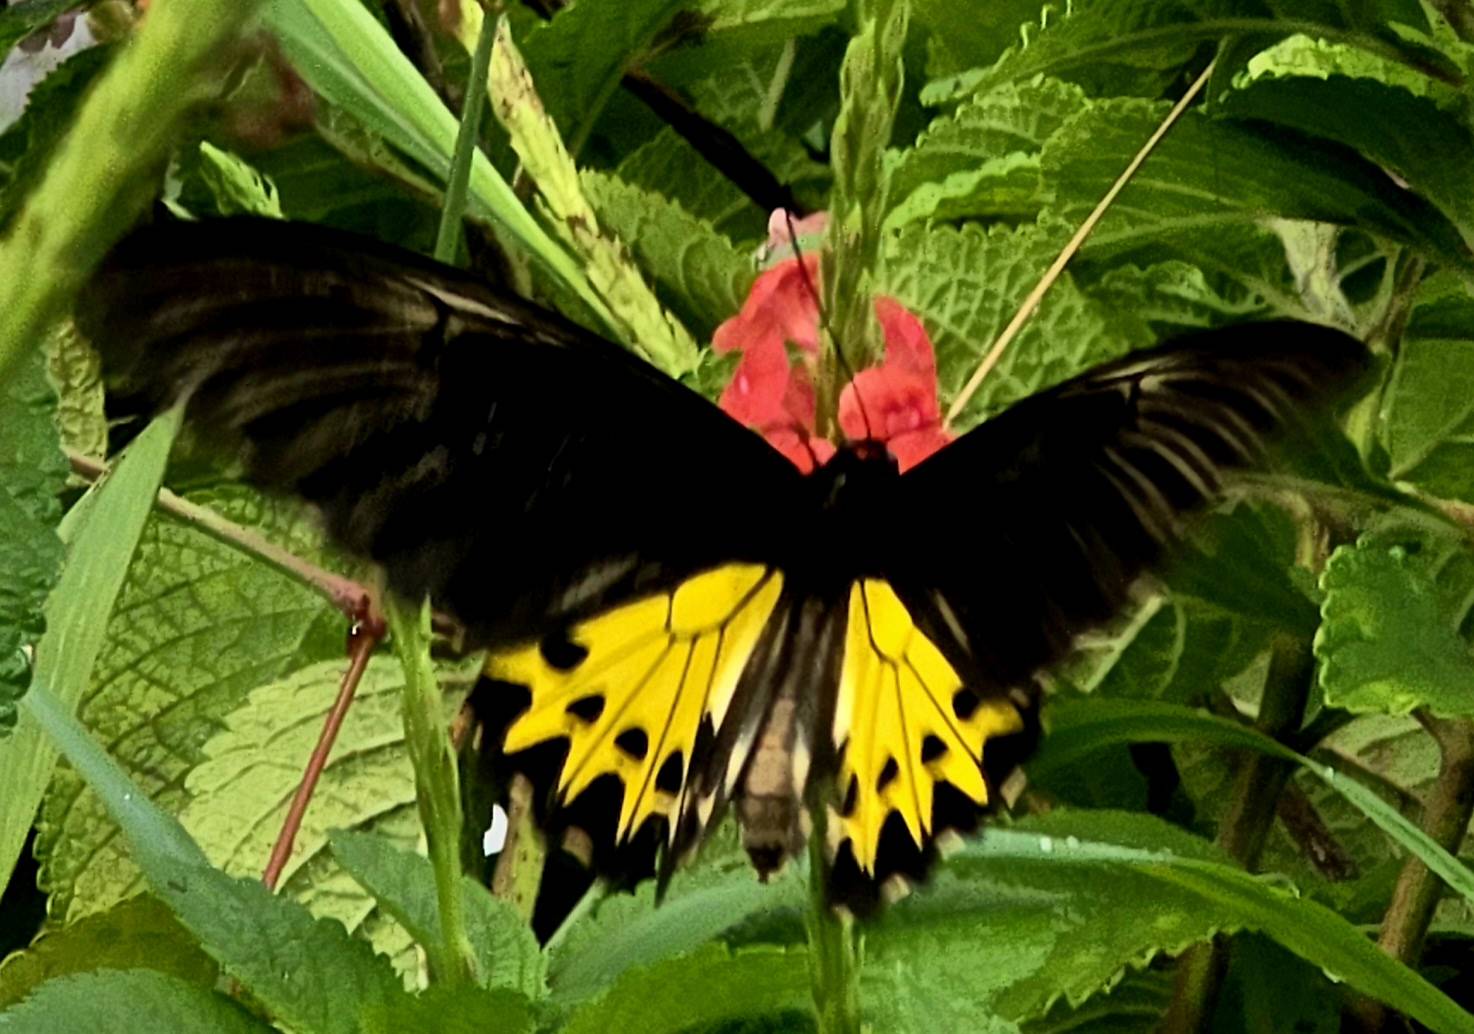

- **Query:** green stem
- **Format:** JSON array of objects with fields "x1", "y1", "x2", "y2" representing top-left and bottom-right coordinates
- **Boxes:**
[
  {"x1": 806, "y1": 813, "x2": 863, "y2": 1034},
  {"x1": 385, "y1": 594, "x2": 478, "y2": 987},
  {"x1": 434, "y1": 0, "x2": 495, "y2": 266},
  {"x1": 0, "y1": 0, "x2": 265, "y2": 386}
]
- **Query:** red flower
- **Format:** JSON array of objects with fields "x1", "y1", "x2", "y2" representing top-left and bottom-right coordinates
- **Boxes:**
[{"x1": 714, "y1": 220, "x2": 950, "y2": 473}]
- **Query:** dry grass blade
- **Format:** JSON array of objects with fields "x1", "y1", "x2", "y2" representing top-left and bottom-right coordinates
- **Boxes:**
[{"x1": 944, "y1": 60, "x2": 1217, "y2": 428}]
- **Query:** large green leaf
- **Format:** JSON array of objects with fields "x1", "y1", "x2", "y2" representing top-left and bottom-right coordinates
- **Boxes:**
[
  {"x1": 1218, "y1": 75, "x2": 1474, "y2": 247},
  {"x1": 1380, "y1": 275, "x2": 1474, "y2": 501},
  {"x1": 330, "y1": 829, "x2": 545, "y2": 998},
  {"x1": 1042, "y1": 100, "x2": 1473, "y2": 273},
  {"x1": 559, "y1": 945, "x2": 811, "y2": 1034},
  {"x1": 176, "y1": 656, "x2": 478, "y2": 978},
  {"x1": 0, "y1": 969, "x2": 273, "y2": 1034},
  {"x1": 886, "y1": 76, "x2": 1087, "y2": 228},
  {"x1": 36, "y1": 485, "x2": 346, "y2": 922},
  {"x1": 0, "y1": 895, "x2": 214, "y2": 1009},
  {"x1": 880, "y1": 221, "x2": 1135, "y2": 428},
  {"x1": 22, "y1": 679, "x2": 536, "y2": 1034},
  {"x1": 1315, "y1": 533, "x2": 1474, "y2": 717},
  {"x1": 516, "y1": 0, "x2": 687, "y2": 152},
  {"x1": 0, "y1": 412, "x2": 176, "y2": 907},
  {"x1": 868, "y1": 812, "x2": 1474, "y2": 1032},
  {"x1": 582, "y1": 169, "x2": 754, "y2": 338},
  {"x1": 920, "y1": 0, "x2": 1455, "y2": 104}
]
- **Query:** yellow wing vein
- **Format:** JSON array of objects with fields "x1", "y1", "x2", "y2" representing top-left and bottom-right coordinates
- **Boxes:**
[
  {"x1": 622, "y1": 638, "x2": 698, "y2": 838},
  {"x1": 559, "y1": 642, "x2": 675, "y2": 796},
  {"x1": 890, "y1": 660, "x2": 927, "y2": 841},
  {"x1": 902, "y1": 654, "x2": 981, "y2": 766}
]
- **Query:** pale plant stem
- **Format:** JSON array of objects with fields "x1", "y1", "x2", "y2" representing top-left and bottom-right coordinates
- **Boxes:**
[{"x1": 945, "y1": 60, "x2": 1216, "y2": 427}]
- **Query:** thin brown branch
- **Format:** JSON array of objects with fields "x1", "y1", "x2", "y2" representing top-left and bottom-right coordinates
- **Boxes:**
[
  {"x1": 67, "y1": 450, "x2": 462, "y2": 640},
  {"x1": 1161, "y1": 633, "x2": 1315, "y2": 1034},
  {"x1": 944, "y1": 60, "x2": 1215, "y2": 427},
  {"x1": 1277, "y1": 780, "x2": 1359, "y2": 882},
  {"x1": 263, "y1": 629, "x2": 379, "y2": 890},
  {"x1": 1352, "y1": 715, "x2": 1474, "y2": 1031}
]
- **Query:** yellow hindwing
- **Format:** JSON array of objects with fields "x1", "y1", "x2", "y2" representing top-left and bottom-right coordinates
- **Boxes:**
[
  {"x1": 489, "y1": 564, "x2": 783, "y2": 843},
  {"x1": 835, "y1": 580, "x2": 1023, "y2": 873}
]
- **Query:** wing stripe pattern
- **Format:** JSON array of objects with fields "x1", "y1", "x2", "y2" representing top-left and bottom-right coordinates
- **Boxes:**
[
  {"x1": 491, "y1": 564, "x2": 784, "y2": 843},
  {"x1": 834, "y1": 580, "x2": 1023, "y2": 873}
]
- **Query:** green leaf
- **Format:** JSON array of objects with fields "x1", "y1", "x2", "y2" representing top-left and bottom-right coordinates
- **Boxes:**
[
  {"x1": 262, "y1": 0, "x2": 615, "y2": 334},
  {"x1": 869, "y1": 812, "x2": 1474, "y2": 1032},
  {"x1": 21, "y1": 678, "x2": 535, "y2": 1034},
  {"x1": 1085, "y1": 260, "x2": 1270, "y2": 331},
  {"x1": 912, "y1": 0, "x2": 1057, "y2": 80},
  {"x1": 329, "y1": 830, "x2": 545, "y2": 998},
  {"x1": 614, "y1": 127, "x2": 769, "y2": 240},
  {"x1": 558, "y1": 945, "x2": 811, "y2": 1034},
  {"x1": 0, "y1": 46, "x2": 111, "y2": 232},
  {"x1": 1315, "y1": 534, "x2": 1474, "y2": 717},
  {"x1": 0, "y1": 345, "x2": 66, "y2": 730},
  {"x1": 516, "y1": 0, "x2": 687, "y2": 152},
  {"x1": 0, "y1": 895, "x2": 215, "y2": 1009},
  {"x1": 0, "y1": 411, "x2": 175, "y2": 906},
  {"x1": 1219, "y1": 75, "x2": 1474, "y2": 247},
  {"x1": 582, "y1": 170, "x2": 755, "y2": 338},
  {"x1": 691, "y1": 0, "x2": 844, "y2": 39},
  {"x1": 0, "y1": 0, "x2": 74, "y2": 66},
  {"x1": 0, "y1": 969, "x2": 274, "y2": 1034},
  {"x1": 36, "y1": 484, "x2": 345, "y2": 923},
  {"x1": 43, "y1": 320, "x2": 107, "y2": 460},
  {"x1": 177, "y1": 657, "x2": 477, "y2": 978},
  {"x1": 880, "y1": 221, "x2": 1134, "y2": 428},
  {"x1": 1381, "y1": 302, "x2": 1474, "y2": 500},
  {"x1": 920, "y1": 0, "x2": 1458, "y2": 105},
  {"x1": 1042, "y1": 99, "x2": 1473, "y2": 273},
  {"x1": 548, "y1": 823, "x2": 803, "y2": 1005},
  {"x1": 1029, "y1": 697, "x2": 1474, "y2": 906},
  {"x1": 189, "y1": 141, "x2": 285, "y2": 218},
  {"x1": 886, "y1": 76, "x2": 1087, "y2": 228}
]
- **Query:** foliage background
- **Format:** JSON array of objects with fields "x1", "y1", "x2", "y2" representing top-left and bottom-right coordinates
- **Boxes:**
[{"x1": 1, "y1": 0, "x2": 1474, "y2": 1031}]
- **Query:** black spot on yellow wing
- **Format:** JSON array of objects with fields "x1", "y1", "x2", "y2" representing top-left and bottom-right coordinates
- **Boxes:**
[
  {"x1": 488, "y1": 564, "x2": 784, "y2": 847},
  {"x1": 830, "y1": 580, "x2": 1025, "y2": 879}
]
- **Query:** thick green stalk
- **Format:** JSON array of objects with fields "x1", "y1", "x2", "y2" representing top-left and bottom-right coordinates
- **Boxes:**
[
  {"x1": 434, "y1": 1, "x2": 495, "y2": 266},
  {"x1": 806, "y1": 813, "x2": 863, "y2": 1034},
  {"x1": 0, "y1": 0, "x2": 264, "y2": 385},
  {"x1": 385, "y1": 594, "x2": 479, "y2": 987},
  {"x1": 817, "y1": 0, "x2": 908, "y2": 434}
]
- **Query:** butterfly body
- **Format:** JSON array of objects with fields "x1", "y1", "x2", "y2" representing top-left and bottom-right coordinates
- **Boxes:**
[{"x1": 80, "y1": 218, "x2": 1370, "y2": 913}]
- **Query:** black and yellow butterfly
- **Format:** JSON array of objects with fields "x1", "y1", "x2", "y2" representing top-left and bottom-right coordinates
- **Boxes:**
[{"x1": 81, "y1": 217, "x2": 1368, "y2": 915}]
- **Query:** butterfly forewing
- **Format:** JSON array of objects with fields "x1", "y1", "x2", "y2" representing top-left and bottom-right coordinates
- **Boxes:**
[{"x1": 81, "y1": 219, "x2": 1370, "y2": 918}]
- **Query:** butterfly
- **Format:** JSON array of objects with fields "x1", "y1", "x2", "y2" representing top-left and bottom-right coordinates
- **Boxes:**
[{"x1": 80, "y1": 217, "x2": 1369, "y2": 916}]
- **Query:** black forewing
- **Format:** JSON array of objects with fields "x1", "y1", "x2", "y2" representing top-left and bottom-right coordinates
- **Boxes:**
[
  {"x1": 884, "y1": 320, "x2": 1370, "y2": 692},
  {"x1": 80, "y1": 217, "x2": 807, "y2": 645}
]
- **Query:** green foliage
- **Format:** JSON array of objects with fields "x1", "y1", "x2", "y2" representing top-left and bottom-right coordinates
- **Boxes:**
[
  {"x1": 0, "y1": 969, "x2": 275, "y2": 1034},
  {"x1": 7, "y1": 1, "x2": 1474, "y2": 1032},
  {"x1": 1317, "y1": 533, "x2": 1474, "y2": 717},
  {"x1": 0, "y1": 348, "x2": 65, "y2": 730}
]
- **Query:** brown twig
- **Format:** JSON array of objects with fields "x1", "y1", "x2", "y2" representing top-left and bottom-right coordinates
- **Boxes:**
[
  {"x1": 1161, "y1": 634, "x2": 1316, "y2": 1033},
  {"x1": 945, "y1": 60, "x2": 1216, "y2": 427},
  {"x1": 1351, "y1": 715, "x2": 1474, "y2": 1031},
  {"x1": 66, "y1": 450, "x2": 461, "y2": 639},
  {"x1": 262, "y1": 628, "x2": 380, "y2": 890},
  {"x1": 1277, "y1": 780, "x2": 1359, "y2": 882}
]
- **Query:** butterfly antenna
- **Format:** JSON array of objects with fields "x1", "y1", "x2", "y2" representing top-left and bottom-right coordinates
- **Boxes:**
[{"x1": 782, "y1": 209, "x2": 876, "y2": 442}]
